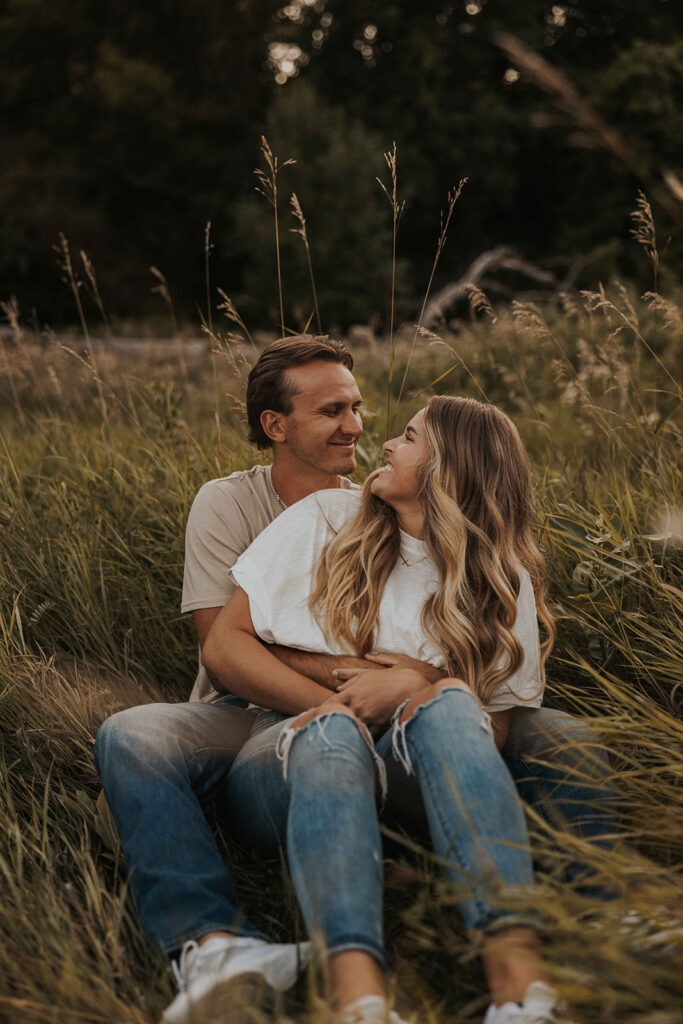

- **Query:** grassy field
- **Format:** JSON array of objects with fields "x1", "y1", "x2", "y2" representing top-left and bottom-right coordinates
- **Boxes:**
[{"x1": 1, "y1": 277, "x2": 682, "y2": 1023}]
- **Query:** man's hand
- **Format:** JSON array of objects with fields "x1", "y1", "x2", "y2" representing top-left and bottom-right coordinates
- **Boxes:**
[
  {"x1": 269, "y1": 647, "x2": 385, "y2": 689},
  {"x1": 328, "y1": 666, "x2": 428, "y2": 732},
  {"x1": 363, "y1": 652, "x2": 446, "y2": 684}
]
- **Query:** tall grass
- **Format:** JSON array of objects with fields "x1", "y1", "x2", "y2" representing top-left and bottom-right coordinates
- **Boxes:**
[{"x1": 0, "y1": 274, "x2": 682, "y2": 1022}]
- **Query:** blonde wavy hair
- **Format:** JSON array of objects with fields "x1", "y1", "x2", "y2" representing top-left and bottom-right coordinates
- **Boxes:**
[{"x1": 309, "y1": 395, "x2": 555, "y2": 706}]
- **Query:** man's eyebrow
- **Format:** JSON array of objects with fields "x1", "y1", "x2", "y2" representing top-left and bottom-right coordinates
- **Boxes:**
[{"x1": 317, "y1": 397, "x2": 364, "y2": 409}]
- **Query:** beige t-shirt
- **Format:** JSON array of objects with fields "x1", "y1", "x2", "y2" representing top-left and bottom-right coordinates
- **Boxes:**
[{"x1": 181, "y1": 464, "x2": 358, "y2": 702}]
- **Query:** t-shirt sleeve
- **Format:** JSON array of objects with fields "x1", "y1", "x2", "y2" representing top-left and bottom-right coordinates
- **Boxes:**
[
  {"x1": 486, "y1": 569, "x2": 544, "y2": 713},
  {"x1": 230, "y1": 489, "x2": 358, "y2": 649},
  {"x1": 181, "y1": 483, "x2": 250, "y2": 613}
]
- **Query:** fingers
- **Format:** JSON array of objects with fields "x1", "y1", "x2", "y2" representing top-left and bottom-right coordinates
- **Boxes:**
[
  {"x1": 364, "y1": 652, "x2": 397, "y2": 666},
  {"x1": 332, "y1": 668, "x2": 360, "y2": 682}
]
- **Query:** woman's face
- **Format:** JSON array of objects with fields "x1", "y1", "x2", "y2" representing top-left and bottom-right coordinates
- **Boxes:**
[{"x1": 370, "y1": 407, "x2": 430, "y2": 506}]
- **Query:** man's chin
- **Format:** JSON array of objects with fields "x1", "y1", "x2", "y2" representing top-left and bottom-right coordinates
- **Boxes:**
[{"x1": 329, "y1": 452, "x2": 357, "y2": 475}]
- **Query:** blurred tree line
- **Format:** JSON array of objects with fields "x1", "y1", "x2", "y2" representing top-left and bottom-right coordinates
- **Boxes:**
[{"x1": 0, "y1": 0, "x2": 680, "y2": 331}]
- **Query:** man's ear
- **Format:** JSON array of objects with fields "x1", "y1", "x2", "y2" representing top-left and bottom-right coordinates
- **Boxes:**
[{"x1": 260, "y1": 409, "x2": 287, "y2": 445}]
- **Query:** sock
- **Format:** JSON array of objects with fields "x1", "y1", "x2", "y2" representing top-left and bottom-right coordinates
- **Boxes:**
[{"x1": 341, "y1": 995, "x2": 388, "y2": 1022}]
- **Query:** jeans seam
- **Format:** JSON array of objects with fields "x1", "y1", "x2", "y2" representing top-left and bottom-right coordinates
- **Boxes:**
[
  {"x1": 324, "y1": 937, "x2": 388, "y2": 969},
  {"x1": 405, "y1": 729, "x2": 494, "y2": 928}
]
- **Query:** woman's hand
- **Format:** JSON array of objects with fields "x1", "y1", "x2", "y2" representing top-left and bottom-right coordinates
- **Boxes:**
[
  {"x1": 327, "y1": 666, "x2": 428, "y2": 732},
  {"x1": 363, "y1": 652, "x2": 445, "y2": 684}
]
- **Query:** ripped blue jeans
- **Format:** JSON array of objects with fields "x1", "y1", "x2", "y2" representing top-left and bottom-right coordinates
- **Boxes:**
[{"x1": 220, "y1": 686, "x2": 537, "y2": 968}]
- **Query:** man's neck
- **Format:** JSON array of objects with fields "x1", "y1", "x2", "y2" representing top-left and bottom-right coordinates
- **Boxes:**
[{"x1": 271, "y1": 458, "x2": 340, "y2": 508}]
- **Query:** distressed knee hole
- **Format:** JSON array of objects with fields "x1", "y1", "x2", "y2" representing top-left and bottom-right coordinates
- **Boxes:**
[
  {"x1": 399, "y1": 679, "x2": 472, "y2": 726},
  {"x1": 391, "y1": 679, "x2": 490, "y2": 776},
  {"x1": 290, "y1": 702, "x2": 359, "y2": 732},
  {"x1": 276, "y1": 705, "x2": 387, "y2": 803}
]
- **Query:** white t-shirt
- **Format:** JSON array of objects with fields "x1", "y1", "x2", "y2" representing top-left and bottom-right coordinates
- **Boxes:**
[{"x1": 231, "y1": 489, "x2": 544, "y2": 713}]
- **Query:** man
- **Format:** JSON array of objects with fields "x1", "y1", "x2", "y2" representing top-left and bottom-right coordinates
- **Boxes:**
[{"x1": 95, "y1": 335, "x2": 614, "y2": 1024}]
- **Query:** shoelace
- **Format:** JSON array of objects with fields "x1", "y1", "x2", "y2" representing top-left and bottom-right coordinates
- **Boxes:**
[{"x1": 172, "y1": 940, "x2": 200, "y2": 993}]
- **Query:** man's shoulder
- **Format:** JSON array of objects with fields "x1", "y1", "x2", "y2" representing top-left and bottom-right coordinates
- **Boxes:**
[
  {"x1": 193, "y1": 465, "x2": 273, "y2": 507},
  {"x1": 196, "y1": 466, "x2": 359, "y2": 506},
  {"x1": 199, "y1": 464, "x2": 271, "y2": 494}
]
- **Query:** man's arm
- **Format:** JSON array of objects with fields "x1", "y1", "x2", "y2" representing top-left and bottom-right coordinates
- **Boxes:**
[
  {"x1": 194, "y1": 608, "x2": 383, "y2": 691},
  {"x1": 201, "y1": 588, "x2": 333, "y2": 714},
  {"x1": 193, "y1": 607, "x2": 222, "y2": 649},
  {"x1": 267, "y1": 647, "x2": 384, "y2": 689}
]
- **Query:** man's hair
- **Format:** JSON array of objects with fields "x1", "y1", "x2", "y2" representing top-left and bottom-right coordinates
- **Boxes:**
[{"x1": 246, "y1": 335, "x2": 354, "y2": 449}]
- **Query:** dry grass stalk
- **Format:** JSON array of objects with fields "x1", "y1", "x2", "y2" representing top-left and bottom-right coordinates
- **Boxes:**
[
  {"x1": 255, "y1": 136, "x2": 295, "y2": 338},
  {"x1": 204, "y1": 221, "x2": 220, "y2": 438},
  {"x1": 0, "y1": 297, "x2": 27, "y2": 424},
  {"x1": 629, "y1": 191, "x2": 660, "y2": 291},
  {"x1": 216, "y1": 288, "x2": 257, "y2": 351},
  {"x1": 463, "y1": 282, "x2": 497, "y2": 323},
  {"x1": 204, "y1": 220, "x2": 214, "y2": 336},
  {"x1": 580, "y1": 286, "x2": 682, "y2": 400},
  {"x1": 149, "y1": 265, "x2": 187, "y2": 379},
  {"x1": 376, "y1": 142, "x2": 405, "y2": 435},
  {"x1": 80, "y1": 250, "x2": 112, "y2": 341},
  {"x1": 55, "y1": 233, "x2": 108, "y2": 419},
  {"x1": 643, "y1": 292, "x2": 683, "y2": 331},
  {"x1": 290, "y1": 192, "x2": 322, "y2": 333},
  {"x1": 392, "y1": 180, "x2": 467, "y2": 427}
]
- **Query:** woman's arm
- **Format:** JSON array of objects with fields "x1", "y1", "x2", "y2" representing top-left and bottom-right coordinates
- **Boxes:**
[{"x1": 201, "y1": 587, "x2": 333, "y2": 714}]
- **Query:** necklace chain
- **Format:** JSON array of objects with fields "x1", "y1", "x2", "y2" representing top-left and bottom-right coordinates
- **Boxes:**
[
  {"x1": 271, "y1": 478, "x2": 287, "y2": 511},
  {"x1": 271, "y1": 473, "x2": 344, "y2": 512}
]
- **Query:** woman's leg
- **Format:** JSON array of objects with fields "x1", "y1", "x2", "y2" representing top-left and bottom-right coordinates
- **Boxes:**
[
  {"x1": 387, "y1": 680, "x2": 548, "y2": 1008},
  {"x1": 223, "y1": 704, "x2": 388, "y2": 1009}
]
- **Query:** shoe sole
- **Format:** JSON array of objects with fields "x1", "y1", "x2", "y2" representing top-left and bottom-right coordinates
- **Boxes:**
[{"x1": 161, "y1": 971, "x2": 279, "y2": 1024}]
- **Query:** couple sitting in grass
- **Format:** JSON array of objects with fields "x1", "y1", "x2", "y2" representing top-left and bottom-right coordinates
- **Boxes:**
[{"x1": 95, "y1": 336, "x2": 615, "y2": 1024}]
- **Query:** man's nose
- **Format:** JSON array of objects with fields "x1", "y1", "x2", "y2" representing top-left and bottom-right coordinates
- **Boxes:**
[{"x1": 341, "y1": 409, "x2": 363, "y2": 437}]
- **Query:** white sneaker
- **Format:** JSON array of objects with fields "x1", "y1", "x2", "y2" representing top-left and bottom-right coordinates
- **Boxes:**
[
  {"x1": 161, "y1": 935, "x2": 310, "y2": 1024},
  {"x1": 483, "y1": 981, "x2": 558, "y2": 1024},
  {"x1": 340, "y1": 994, "x2": 411, "y2": 1024}
]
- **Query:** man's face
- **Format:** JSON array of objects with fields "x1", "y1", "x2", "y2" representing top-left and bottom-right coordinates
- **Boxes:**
[{"x1": 279, "y1": 361, "x2": 364, "y2": 475}]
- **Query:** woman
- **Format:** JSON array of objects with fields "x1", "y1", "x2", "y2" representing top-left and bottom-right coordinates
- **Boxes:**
[{"x1": 201, "y1": 396, "x2": 560, "y2": 1024}]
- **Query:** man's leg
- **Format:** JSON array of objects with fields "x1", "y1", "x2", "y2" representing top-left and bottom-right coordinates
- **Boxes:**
[
  {"x1": 502, "y1": 706, "x2": 618, "y2": 892},
  {"x1": 94, "y1": 696, "x2": 266, "y2": 954}
]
